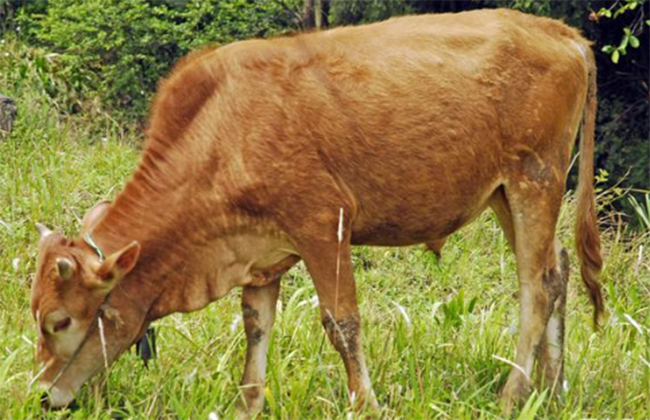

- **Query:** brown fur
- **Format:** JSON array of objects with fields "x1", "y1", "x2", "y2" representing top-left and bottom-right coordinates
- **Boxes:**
[{"x1": 31, "y1": 9, "x2": 602, "y2": 414}]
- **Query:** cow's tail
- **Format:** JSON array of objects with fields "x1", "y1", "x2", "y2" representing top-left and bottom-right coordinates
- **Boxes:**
[{"x1": 575, "y1": 47, "x2": 604, "y2": 327}]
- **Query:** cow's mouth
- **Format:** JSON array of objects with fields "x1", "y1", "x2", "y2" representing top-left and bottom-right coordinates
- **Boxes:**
[{"x1": 40, "y1": 384, "x2": 77, "y2": 410}]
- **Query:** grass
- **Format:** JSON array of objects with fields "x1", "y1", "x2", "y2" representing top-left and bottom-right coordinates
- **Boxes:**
[{"x1": 1, "y1": 41, "x2": 649, "y2": 420}]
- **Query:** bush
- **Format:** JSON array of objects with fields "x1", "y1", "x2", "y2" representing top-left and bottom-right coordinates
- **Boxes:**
[
  {"x1": 16, "y1": 0, "x2": 299, "y2": 122},
  {"x1": 19, "y1": 0, "x2": 181, "y2": 120},
  {"x1": 0, "y1": 0, "x2": 47, "y2": 34},
  {"x1": 178, "y1": 0, "x2": 300, "y2": 50}
]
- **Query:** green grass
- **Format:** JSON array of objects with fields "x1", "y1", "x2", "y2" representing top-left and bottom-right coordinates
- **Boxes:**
[{"x1": 1, "y1": 42, "x2": 649, "y2": 420}]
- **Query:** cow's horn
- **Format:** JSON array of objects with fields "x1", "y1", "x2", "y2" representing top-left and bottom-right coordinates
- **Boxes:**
[{"x1": 36, "y1": 223, "x2": 53, "y2": 238}]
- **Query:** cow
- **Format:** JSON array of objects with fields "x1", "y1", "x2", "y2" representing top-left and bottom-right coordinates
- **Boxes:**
[{"x1": 32, "y1": 8, "x2": 603, "y2": 417}]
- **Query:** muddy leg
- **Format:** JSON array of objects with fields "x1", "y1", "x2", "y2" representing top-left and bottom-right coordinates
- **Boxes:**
[
  {"x1": 536, "y1": 242, "x2": 569, "y2": 392},
  {"x1": 301, "y1": 238, "x2": 378, "y2": 411},
  {"x1": 501, "y1": 189, "x2": 563, "y2": 415},
  {"x1": 237, "y1": 281, "x2": 281, "y2": 419}
]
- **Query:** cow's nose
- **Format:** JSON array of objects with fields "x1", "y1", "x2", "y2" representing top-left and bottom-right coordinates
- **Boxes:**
[
  {"x1": 40, "y1": 391, "x2": 78, "y2": 411},
  {"x1": 39, "y1": 391, "x2": 48, "y2": 407}
]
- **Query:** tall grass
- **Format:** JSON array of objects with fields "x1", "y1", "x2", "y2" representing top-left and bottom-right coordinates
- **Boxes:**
[{"x1": 1, "y1": 42, "x2": 649, "y2": 419}]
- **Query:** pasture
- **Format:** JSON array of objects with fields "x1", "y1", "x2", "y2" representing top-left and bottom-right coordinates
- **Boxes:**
[{"x1": 1, "y1": 24, "x2": 650, "y2": 420}]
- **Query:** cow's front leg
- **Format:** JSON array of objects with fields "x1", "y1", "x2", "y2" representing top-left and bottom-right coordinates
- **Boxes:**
[
  {"x1": 300, "y1": 238, "x2": 378, "y2": 411},
  {"x1": 321, "y1": 307, "x2": 377, "y2": 410},
  {"x1": 236, "y1": 281, "x2": 281, "y2": 419}
]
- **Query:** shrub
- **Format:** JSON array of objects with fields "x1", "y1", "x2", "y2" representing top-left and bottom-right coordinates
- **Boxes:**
[
  {"x1": 22, "y1": 0, "x2": 183, "y2": 121},
  {"x1": 177, "y1": 0, "x2": 300, "y2": 50},
  {"x1": 17, "y1": 0, "x2": 299, "y2": 122}
]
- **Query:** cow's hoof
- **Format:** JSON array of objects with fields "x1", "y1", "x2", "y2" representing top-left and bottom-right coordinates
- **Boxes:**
[
  {"x1": 353, "y1": 390, "x2": 381, "y2": 418},
  {"x1": 233, "y1": 408, "x2": 251, "y2": 420},
  {"x1": 500, "y1": 375, "x2": 531, "y2": 417},
  {"x1": 234, "y1": 400, "x2": 263, "y2": 420}
]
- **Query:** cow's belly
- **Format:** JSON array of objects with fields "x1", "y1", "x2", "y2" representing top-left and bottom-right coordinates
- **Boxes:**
[
  {"x1": 346, "y1": 142, "x2": 502, "y2": 246},
  {"x1": 350, "y1": 183, "x2": 496, "y2": 246}
]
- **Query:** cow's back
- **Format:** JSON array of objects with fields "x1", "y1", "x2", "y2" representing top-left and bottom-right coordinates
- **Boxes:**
[{"x1": 148, "y1": 9, "x2": 591, "y2": 246}]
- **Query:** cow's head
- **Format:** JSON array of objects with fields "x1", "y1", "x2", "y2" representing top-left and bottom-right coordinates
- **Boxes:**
[{"x1": 32, "y1": 202, "x2": 146, "y2": 407}]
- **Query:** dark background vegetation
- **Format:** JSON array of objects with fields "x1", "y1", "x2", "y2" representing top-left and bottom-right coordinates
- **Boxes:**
[{"x1": 1, "y1": 0, "x2": 648, "y2": 193}]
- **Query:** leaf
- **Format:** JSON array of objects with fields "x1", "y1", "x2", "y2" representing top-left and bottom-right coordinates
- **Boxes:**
[
  {"x1": 628, "y1": 195, "x2": 650, "y2": 229},
  {"x1": 646, "y1": 19, "x2": 650, "y2": 26},
  {"x1": 0, "y1": 349, "x2": 20, "y2": 385},
  {"x1": 467, "y1": 297, "x2": 478, "y2": 314},
  {"x1": 630, "y1": 36, "x2": 640, "y2": 48},
  {"x1": 598, "y1": 7, "x2": 612, "y2": 18},
  {"x1": 516, "y1": 390, "x2": 548, "y2": 420},
  {"x1": 611, "y1": 49, "x2": 620, "y2": 63},
  {"x1": 601, "y1": 45, "x2": 615, "y2": 53}
]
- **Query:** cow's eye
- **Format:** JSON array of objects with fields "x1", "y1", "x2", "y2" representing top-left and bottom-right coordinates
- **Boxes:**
[{"x1": 52, "y1": 317, "x2": 72, "y2": 333}]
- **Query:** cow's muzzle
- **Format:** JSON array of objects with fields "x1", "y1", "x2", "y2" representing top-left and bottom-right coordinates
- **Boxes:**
[{"x1": 39, "y1": 383, "x2": 77, "y2": 410}]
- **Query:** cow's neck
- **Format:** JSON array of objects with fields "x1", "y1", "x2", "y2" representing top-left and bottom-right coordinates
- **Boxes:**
[
  {"x1": 88, "y1": 149, "x2": 296, "y2": 321},
  {"x1": 89, "y1": 151, "x2": 235, "y2": 319}
]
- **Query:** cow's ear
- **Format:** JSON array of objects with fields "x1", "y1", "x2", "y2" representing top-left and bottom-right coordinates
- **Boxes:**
[
  {"x1": 82, "y1": 201, "x2": 111, "y2": 233},
  {"x1": 90, "y1": 241, "x2": 141, "y2": 292}
]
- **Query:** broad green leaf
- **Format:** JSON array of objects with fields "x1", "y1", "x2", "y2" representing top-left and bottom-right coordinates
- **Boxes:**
[
  {"x1": 598, "y1": 7, "x2": 612, "y2": 18},
  {"x1": 630, "y1": 36, "x2": 640, "y2": 48},
  {"x1": 612, "y1": 49, "x2": 620, "y2": 63},
  {"x1": 601, "y1": 45, "x2": 615, "y2": 53}
]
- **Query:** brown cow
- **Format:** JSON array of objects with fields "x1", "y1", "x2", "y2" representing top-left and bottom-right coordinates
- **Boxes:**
[{"x1": 32, "y1": 9, "x2": 602, "y2": 417}]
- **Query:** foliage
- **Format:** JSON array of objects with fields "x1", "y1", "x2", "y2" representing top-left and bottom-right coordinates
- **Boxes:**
[
  {"x1": 597, "y1": 0, "x2": 647, "y2": 63},
  {"x1": 18, "y1": 0, "x2": 183, "y2": 120},
  {"x1": 629, "y1": 193, "x2": 650, "y2": 229},
  {"x1": 177, "y1": 0, "x2": 300, "y2": 50},
  {"x1": 9, "y1": 0, "x2": 299, "y2": 122},
  {"x1": 436, "y1": 289, "x2": 478, "y2": 329},
  {"x1": 330, "y1": 0, "x2": 412, "y2": 26},
  {"x1": 0, "y1": 0, "x2": 47, "y2": 34}
]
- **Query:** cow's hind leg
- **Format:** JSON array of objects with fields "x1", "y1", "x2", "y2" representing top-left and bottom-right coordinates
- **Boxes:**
[
  {"x1": 236, "y1": 281, "x2": 281, "y2": 419},
  {"x1": 490, "y1": 186, "x2": 569, "y2": 395},
  {"x1": 500, "y1": 185, "x2": 564, "y2": 414},
  {"x1": 536, "y1": 242, "x2": 569, "y2": 392}
]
